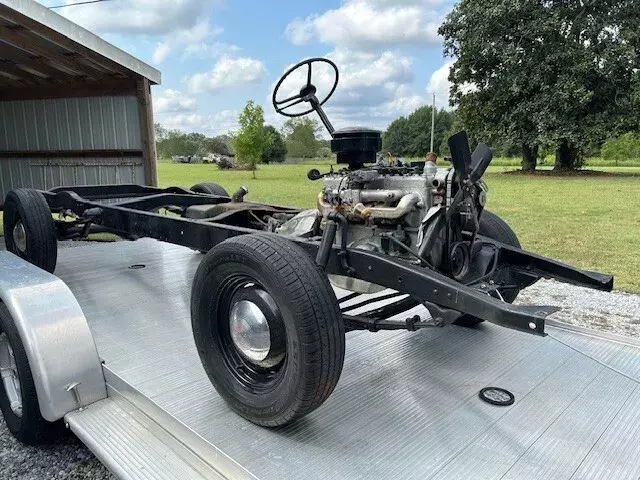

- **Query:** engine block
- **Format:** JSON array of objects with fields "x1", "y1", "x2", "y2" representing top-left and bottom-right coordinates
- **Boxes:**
[{"x1": 317, "y1": 162, "x2": 451, "y2": 253}]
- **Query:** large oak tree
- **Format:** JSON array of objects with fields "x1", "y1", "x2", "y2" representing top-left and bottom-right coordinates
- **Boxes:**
[{"x1": 439, "y1": 0, "x2": 640, "y2": 171}]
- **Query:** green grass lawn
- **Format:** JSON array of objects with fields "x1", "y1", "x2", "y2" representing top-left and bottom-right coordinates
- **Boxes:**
[
  {"x1": 158, "y1": 162, "x2": 640, "y2": 293},
  {"x1": 1, "y1": 163, "x2": 637, "y2": 293}
]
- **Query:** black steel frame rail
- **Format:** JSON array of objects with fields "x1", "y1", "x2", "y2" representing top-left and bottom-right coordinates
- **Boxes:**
[{"x1": 41, "y1": 184, "x2": 614, "y2": 337}]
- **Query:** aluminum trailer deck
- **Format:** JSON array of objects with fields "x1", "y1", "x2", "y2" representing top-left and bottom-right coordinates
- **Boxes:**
[{"x1": 45, "y1": 239, "x2": 640, "y2": 479}]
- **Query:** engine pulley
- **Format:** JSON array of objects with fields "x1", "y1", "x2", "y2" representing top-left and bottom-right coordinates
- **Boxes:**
[{"x1": 449, "y1": 241, "x2": 471, "y2": 281}]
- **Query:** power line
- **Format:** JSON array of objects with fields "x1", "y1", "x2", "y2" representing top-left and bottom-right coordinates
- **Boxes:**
[{"x1": 49, "y1": 0, "x2": 114, "y2": 9}]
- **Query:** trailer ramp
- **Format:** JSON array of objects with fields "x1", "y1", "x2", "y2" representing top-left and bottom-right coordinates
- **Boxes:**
[
  {"x1": 56, "y1": 239, "x2": 640, "y2": 480},
  {"x1": 65, "y1": 396, "x2": 232, "y2": 480}
]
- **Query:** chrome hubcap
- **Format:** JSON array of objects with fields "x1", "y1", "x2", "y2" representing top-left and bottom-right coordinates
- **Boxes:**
[
  {"x1": 229, "y1": 300, "x2": 271, "y2": 363},
  {"x1": 0, "y1": 335, "x2": 22, "y2": 417},
  {"x1": 12, "y1": 221, "x2": 27, "y2": 253}
]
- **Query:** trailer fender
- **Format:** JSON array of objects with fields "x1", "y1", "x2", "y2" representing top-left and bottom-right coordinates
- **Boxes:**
[{"x1": 0, "y1": 251, "x2": 106, "y2": 421}]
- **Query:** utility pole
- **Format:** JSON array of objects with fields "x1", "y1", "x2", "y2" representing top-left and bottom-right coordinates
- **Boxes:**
[{"x1": 430, "y1": 93, "x2": 436, "y2": 153}]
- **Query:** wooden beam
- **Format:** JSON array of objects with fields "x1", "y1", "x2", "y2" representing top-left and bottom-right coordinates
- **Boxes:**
[
  {"x1": 0, "y1": 59, "x2": 49, "y2": 84},
  {"x1": 137, "y1": 78, "x2": 158, "y2": 186},
  {"x1": 0, "y1": 70, "x2": 30, "y2": 86},
  {"x1": 0, "y1": 150, "x2": 143, "y2": 159},
  {"x1": 0, "y1": 42, "x2": 82, "y2": 81},
  {"x1": 0, "y1": 79, "x2": 138, "y2": 101},
  {"x1": 0, "y1": 27, "x2": 105, "y2": 78},
  {"x1": 0, "y1": 9, "x2": 133, "y2": 78}
]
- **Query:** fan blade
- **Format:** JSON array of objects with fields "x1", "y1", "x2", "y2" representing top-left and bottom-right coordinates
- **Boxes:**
[
  {"x1": 447, "y1": 131, "x2": 472, "y2": 181},
  {"x1": 469, "y1": 144, "x2": 493, "y2": 183}
]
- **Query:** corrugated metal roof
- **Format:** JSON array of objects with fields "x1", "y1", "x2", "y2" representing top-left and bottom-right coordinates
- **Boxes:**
[{"x1": 0, "y1": 0, "x2": 161, "y2": 89}]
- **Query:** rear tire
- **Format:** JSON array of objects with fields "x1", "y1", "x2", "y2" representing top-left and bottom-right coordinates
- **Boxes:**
[
  {"x1": 191, "y1": 234, "x2": 345, "y2": 426},
  {"x1": 0, "y1": 304, "x2": 66, "y2": 445},
  {"x1": 3, "y1": 189, "x2": 57, "y2": 273},
  {"x1": 190, "y1": 182, "x2": 229, "y2": 197},
  {"x1": 454, "y1": 210, "x2": 521, "y2": 328}
]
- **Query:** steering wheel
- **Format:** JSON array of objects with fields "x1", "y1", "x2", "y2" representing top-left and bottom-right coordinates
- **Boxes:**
[{"x1": 272, "y1": 58, "x2": 339, "y2": 118}]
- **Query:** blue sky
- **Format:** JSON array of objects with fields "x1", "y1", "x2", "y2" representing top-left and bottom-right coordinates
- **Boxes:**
[{"x1": 38, "y1": 0, "x2": 456, "y2": 136}]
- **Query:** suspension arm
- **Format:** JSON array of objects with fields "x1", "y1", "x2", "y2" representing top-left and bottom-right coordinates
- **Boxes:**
[{"x1": 310, "y1": 248, "x2": 556, "y2": 336}]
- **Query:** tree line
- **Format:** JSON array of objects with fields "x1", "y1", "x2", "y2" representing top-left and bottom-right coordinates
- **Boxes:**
[
  {"x1": 155, "y1": 108, "x2": 330, "y2": 175},
  {"x1": 382, "y1": 105, "x2": 640, "y2": 166}
]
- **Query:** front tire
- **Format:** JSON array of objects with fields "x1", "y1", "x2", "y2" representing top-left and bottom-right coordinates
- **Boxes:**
[
  {"x1": 3, "y1": 189, "x2": 57, "y2": 273},
  {"x1": 191, "y1": 234, "x2": 345, "y2": 426},
  {"x1": 454, "y1": 210, "x2": 521, "y2": 328}
]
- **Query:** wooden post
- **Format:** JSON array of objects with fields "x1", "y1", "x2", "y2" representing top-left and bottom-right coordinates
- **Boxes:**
[{"x1": 137, "y1": 78, "x2": 158, "y2": 186}]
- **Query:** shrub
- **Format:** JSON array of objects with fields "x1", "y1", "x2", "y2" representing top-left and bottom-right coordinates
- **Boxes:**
[
  {"x1": 317, "y1": 146, "x2": 333, "y2": 158},
  {"x1": 262, "y1": 126, "x2": 287, "y2": 163},
  {"x1": 601, "y1": 133, "x2": 640, "y2": 165}
]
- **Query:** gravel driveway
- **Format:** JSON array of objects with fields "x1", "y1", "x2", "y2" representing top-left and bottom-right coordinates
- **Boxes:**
[
  {"x1": 1, "y1": 238, "x2": 639, "y2": 479},
  {"x1": 0, "y1": 416, "x2": 113, "y2": 480},
  {"x1": 517, "y1": 279, "x2": 640, "y2": 338}
]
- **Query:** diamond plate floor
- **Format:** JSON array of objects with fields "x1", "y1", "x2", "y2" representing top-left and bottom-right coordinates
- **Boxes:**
[{"x1": 55, "y1": 239, "x2": 640, "y2": 480}]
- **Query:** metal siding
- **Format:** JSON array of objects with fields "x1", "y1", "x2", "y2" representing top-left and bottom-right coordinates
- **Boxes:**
[
  {"x1": 0, "y1": 96, "x2": 141, "y2": 150},
  {"x1": 0, "y1": 157, "x2": 143, "y2": 200},
  {"x1": 0, "y1": 95, "x2": 146, "y2": 198}
]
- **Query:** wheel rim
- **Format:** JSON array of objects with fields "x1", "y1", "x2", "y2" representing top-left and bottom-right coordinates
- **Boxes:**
[
  {"x1": 0, "y1": 334, "x2": 22, "y2": 417},
  {"x1": 12, "y1": 221, "x2": 27, "y2": 253},
  {"x1": 229, "y1": 300, "x2": 271, "y2": 362},
  {"x1": 216, "y1": 276, "x2": 287, "y2": 393}
]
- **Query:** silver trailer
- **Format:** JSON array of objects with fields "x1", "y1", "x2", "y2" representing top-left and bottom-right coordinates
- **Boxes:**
[{"x1": 2, "y1": 239, "x2": 640, "y2": 479}]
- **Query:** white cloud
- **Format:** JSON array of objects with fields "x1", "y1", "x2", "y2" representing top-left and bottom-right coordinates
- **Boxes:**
[
  {"x1": 47, "y1": 0, "x2": 230, "y2": 64},
  {"x1": 153, "y1": 89, "x2": 197, "y2": 114},
  {"x1": 182, "y1": 42, "x2": 241, "y2": 61},
  {"x1": 284, "y1": 0, "x2": 444, "y2": 50},
  {"x1": 284, "y1": 18, "x2": 316, "y2": 46},
  {"x1": 57, "y1": 0, "x2": 222, "y2": 36},
  {"x1": 427, "y1": 61, "x2": 454, "y2": 109},
  {"x1": 371, "y1": 88, "x2": 423, "y2": 117},
  {"x1": 365, "y1": 0, "x2": 446, "y2": 6},
  {"x1": 187, "y1": 57, "x2": 267, "y2": 94},
  {"x1": 152, "y1": 44, "x2": 172, "y2": 65},
  {"x1": 333, "y1": 50, "x2": 414, "y2": 89},
  {"x1": 153, "y1": 19, "x2": 223, "y2": 63},
  {"x1": 426, "y1": 61, "x2": 476, "y2": 109},
  {"x1": 160, "y1": 111, "x2": 239, "y2": 136}
]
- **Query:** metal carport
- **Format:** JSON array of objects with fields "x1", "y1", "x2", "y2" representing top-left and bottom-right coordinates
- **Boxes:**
[{"x1": 0, "y1": 0, "x2": 161, "y2": 202}]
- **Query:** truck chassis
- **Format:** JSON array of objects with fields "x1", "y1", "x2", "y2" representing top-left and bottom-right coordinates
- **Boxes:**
[{"x1": 0, "y1": 56, "x2": 614, "y2": 432}]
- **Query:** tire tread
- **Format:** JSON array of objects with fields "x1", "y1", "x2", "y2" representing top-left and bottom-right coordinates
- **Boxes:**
[
  {"x1": 3, "y1": 189, "x2": 57, "y2": 273},
  {"x1": 191, "y1": 233, "x2": 345, "y2": 426}
]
